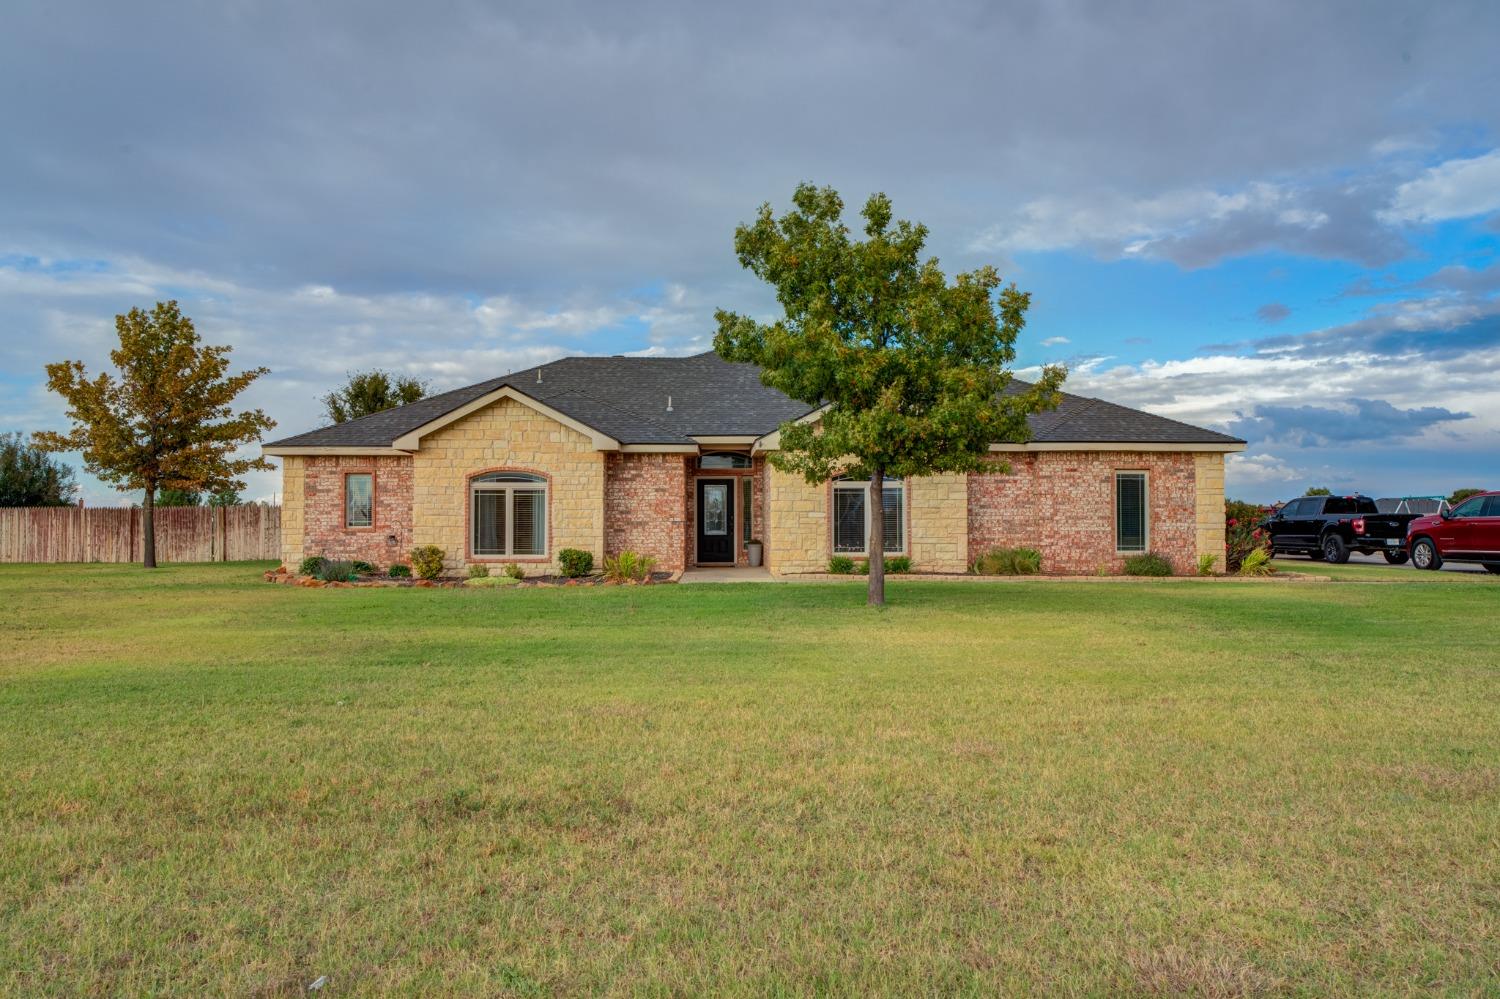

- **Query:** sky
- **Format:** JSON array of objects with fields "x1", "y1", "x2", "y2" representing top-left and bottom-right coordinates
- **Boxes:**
[{"x1": 2, "y1": 0, "x2": 1498, "y2": 504}]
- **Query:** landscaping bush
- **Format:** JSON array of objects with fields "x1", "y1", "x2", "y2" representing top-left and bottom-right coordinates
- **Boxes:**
[
  {"x1": 1123, "y1": 552, "x2": 1174, "y2": 577},
  {"x1": 1226, "y1": 498, "x2": 1273, "y2": 573},
  {"x1": 972, "y1": 547, "x2": 1041, "y2": 575},
  {"x1": 558, "y1": 548, "x2": 594, "y2": 578},
  {"x1": 1238, "y1": 547, "x2": 1273, "y2": 577},
  {"x1": 464, "y1": 575, "x2": 519, "y2": 588},
  {"x1": 314, "y1": 559, "x2": 357, "y2": 582},
  {"x1": 503, "y1": 563, "x2": 526, "y2": 580},
  {"x1": 387, "y1": 563, "x2": 411, "y2": 579},
  {"x1": 409, "y1": 545, "x2": 445, "y2": 580},
  {"x1": 297, "y1": 555, "x2": 327, "y2": 577},
  {"x1": 884, "y1": 556, "x2": 912, "y2": 574},
  {"x1": 827, "y1": 555, "x2": 855, "y2": 574},
  {"x1": 351, "y1": 560, "x2": 376, "y2": 575},
  {"x1": 1197, "y1": 553, "x2": 1220, "y2": 576},
  {"x1": 467, "y1": 564, "x2": 490, "y2": 579},
  {"x1": 603, "y1": 551, "x2": 656, "y2": 583}
]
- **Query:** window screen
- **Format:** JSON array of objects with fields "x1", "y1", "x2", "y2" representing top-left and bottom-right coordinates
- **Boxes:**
[
  {"x1": 833, "y1": 487, "x2": 866, "y2": 553},
  {"x1": 1116, "y1": 473, "x2": 1147, "y2": 552}
]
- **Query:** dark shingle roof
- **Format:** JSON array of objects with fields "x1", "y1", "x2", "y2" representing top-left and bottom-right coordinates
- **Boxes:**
[{"x1": 266, "y1": 352, "x2": 1243, "y2": 448}]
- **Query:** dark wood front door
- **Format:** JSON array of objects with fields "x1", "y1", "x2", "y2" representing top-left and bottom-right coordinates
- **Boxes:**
[{"x1": 696, "y1": 478, "x2": 735, "y2": 564}]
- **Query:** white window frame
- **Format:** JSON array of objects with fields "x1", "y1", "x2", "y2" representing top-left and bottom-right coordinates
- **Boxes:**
[
  {"x1": 471, "y1": 473, "x2": 548, "y2": 558},
  {"x1": 1115, "y1": 470, "x2": 1149, "y2": 554},
  {"x1": 832, "y1": 478, "x2": 906, "y2": 556},
  {"x1": 344, "y1": 472, "x2": 374, "y2": 528}
]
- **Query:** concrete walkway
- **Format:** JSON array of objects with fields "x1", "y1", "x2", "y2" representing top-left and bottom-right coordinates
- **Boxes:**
[{"x1": 678, "y1": 566, "x2": 778, "y2": 583}]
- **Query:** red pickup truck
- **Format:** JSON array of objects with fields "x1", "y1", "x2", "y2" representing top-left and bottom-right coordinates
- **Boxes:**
[{"x1": 1407, "y1": 491, "x2": 1500, "y2": 573}]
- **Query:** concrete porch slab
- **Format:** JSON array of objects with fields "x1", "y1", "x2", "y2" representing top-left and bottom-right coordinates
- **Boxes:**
[{"x1": 679, "y1": 566, "x2": 779, "y2": 583}]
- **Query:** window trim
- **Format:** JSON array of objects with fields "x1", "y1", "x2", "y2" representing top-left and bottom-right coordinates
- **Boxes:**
[
  {"x1": 699, "y1": 451, "x2": 753, "y2": 470},
  {"x1": 343, "y1": 471, "x2": 375, "y2": 530},
  {"x1": 465, "y1": 468, "x2": 552, "y2": 562},
  {"x1": 1114, "y1": 470, "x2": 1149, "y2": 554},
  {"x1": 831, "y1": 477, "x2": 907, "y2": 557},
  {"x1": 740, "y1": 477, "x2": 754, "y2": 543}
]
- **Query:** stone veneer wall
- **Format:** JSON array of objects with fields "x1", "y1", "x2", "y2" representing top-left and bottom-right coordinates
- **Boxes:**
[
  {"x1": 765, "y1": 463, "x2": 828, "y2": 574},
  {"x1": 968, "y1": 451, "x2": 1203, "y2": 574},
  {"x1": 907, "y1": 472, "x2": 969, "y2": 572},
  {"x1": 1193, "y1": 453, "x2": 1227, "y2": 568},
  {"x1": 278, "y1": 454, "x2": 415, "y2": 569},
  {"x1": 605, "y1": 452, "x2": 689, "y2": 571},
  {"x1": 410, "y1": 396, "x2": 605, "y2": 575}
]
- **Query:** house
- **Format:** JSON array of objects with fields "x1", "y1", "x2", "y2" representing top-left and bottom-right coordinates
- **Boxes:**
[{"x1": 262, "y1": 352, "x2": 1244, "y2": 575}]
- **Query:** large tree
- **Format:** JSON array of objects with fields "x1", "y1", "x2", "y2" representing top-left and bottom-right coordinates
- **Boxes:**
[
  {"x1": 323, "y1": 369, "x2": 427, "y2": 424},
  {"x1": 715, "y1": 184, "x2": 1064, "y2": 606},
  {"x1": 0, "y1": 432, "x2": 78, "y2": 506},
  {"x1": 34, "y1": 301, "x2": 274, "y2": 567}
]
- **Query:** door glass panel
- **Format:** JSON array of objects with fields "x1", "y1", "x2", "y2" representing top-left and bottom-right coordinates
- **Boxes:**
[
  {"x1": 512, "y1": 490, "x2": 545, "y2": 555},
  {"x1": 704, "y1": 484, "x2": 727, "y2": 535}
]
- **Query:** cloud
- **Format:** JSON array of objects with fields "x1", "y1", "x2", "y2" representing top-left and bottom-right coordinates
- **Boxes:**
[
  {"x1": 1384, "y1": 149, "x2": 1500, "y2": 223},
  {"x1": 1226, "y1": 398, "x2": 1473, "y2": 447},
  {"x1": 1255, "y1": 302, "x2": 1291, "y2": 324},
  {"x1": 1039, "y1": 336, "x2": 1071, "y2": 347}
]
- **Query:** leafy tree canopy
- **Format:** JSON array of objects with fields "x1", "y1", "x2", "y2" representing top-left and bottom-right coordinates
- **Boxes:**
[
  {"x1": 1304, "y1": 486, "x2": 1332, "y2": 496},
  {"x1": 0, "y1": 431, "x2": 78, "y2": 506},
  {"x1": 155, "y1": 488, "x2": 201, "y2": 507},
  {"x1": 208, "y1": 486, "x2": 242, "y2": 507},
  {"x1": 714, "y1": 184, "x2": 1064, "y2": 604},
  {"x1": 1449, "y1": 487, "x2": 1484, "y2": 505},
  {"x1": 33, "y1": 300, "x2": 274, "y2": 566},
  {"x1": 323, "y1": 370, "x2": 427, "y2": 424}
]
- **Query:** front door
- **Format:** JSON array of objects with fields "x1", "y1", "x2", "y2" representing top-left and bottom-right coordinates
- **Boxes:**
[{"x1": 696, "y1": 478, "x2": 735, "y2": 564}]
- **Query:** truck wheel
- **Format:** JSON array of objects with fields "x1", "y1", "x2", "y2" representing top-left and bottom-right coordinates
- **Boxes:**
[
  {"x1": 1383, "y1": 550, "x2": 1409, "y2": 565},
  {"x1": 1321, "y1": 534, "x2": 1350, "y2": 564},
  {"x1": 1411, "y1": 537, "x2": 1442, "y2": 571},
  {"x1": 1484, "y1": 563, "x2": 1500, "y2": 575}
]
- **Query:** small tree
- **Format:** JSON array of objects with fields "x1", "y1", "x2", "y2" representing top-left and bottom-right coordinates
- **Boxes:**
[
  {"x1": 323, "y1": 370, "x2": 427, "y2": 424},
  {"x1": 34, "y1": 301, "x2": 274, "y2": 568},
  {"x1": 207, "y1": 486, "x2": 242, "y2": 507},
  {"x1": 155, "y1": 488, "x2": 201, "y2": 507},
  {"x1": 1449, "y1": 487, "x2": 1484, "y2": 505},
  {"x1": 715, "y1": 184, "x2": 1063, "y2": 606},
  {"x1": 0, "y1": 432, "x2": 78, "y2": 506},
  {"x1": 1304, "y1": 486, "x2": 1332, "y2": 496}
]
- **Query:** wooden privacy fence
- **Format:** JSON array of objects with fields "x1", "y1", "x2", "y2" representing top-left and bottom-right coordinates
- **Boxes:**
[{"x1": 0, "y1": 505, "x2": 281, "y2": 563}]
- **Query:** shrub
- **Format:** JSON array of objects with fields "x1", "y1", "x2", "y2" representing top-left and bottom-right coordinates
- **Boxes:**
[
  {"x1": 558, "y1": 548, "x2": 594, "y2": 578},
  {"x1": 503, "y1": 562, "x2": 526, "y2": 580},
  {"x1": 314, "y1": 559, "x2": 357, "y2": 582},
  {"x1": 855, "y1": 559, "x2": 869, "y2": 574},
  {"x1": 1238, "y1": 547, "x2": 1273, "y2": 577},
  {"x1": 464, "y1": 575, "x2": 519, "y2": 588},
  {"x1": 603, "y1": 551, "x2": 656, "y2": 582},
  {"x1": 884, "y1": 556, "x2": 912, "y2": 574},
  {"x1": 351, "y1": 560, "x2": 376, "y2": 575},
  {"x1": 972, "y1": 547, "x2": 1041, "y2": 575},
  {"x1": 1123, "y1": 552, "x2": 1173, "y2": 577},
  {"x1": 297, "y1": 555, "x2": 327, "y2": 577},
  {"x1": 467, "y1": 564, "x2": 490, "y2": 579},
  {"x1": 1226, "y1": 498, "x2": 1273, "y2": 573},
  {"x1": 409, "y1": 545, "x2": 445, "y2": 580},
  {"x1": 827, "y1": 555, "x2": 855, "y2": 574},
  {"x1": 387, "y1": 563, "x2": 412, "y2": 579},
  {"x1": 1197, "y1": 553, "x2": 1220, "y2": 576}
]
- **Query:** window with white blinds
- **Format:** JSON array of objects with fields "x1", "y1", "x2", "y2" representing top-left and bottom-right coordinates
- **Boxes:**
[
  {"x1": 832, "y1": 478, "x2": 905, "y2": 555},
  {"x1": 471, "y1": 473, "x2": 547, "y2": 557},
  {"x1": 1115, "y1": 472, "x2": 1148, "y2": 553}
]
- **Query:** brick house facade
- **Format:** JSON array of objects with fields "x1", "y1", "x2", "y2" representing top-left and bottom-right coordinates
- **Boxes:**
[{"x1": 267, "y1": 353, "x2": 1242, "y2": 576}]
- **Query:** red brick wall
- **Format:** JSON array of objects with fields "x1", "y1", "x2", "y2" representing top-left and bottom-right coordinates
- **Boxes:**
[
  {"x1": 301, "y1": 455, "x2": 414, "y2": 568},
  {"x1": 968, "y1": 451, "x2": 1197, "y2": 574},
  {"x1": 605, "y1": 453, "x2": 689, "y2": 571}
]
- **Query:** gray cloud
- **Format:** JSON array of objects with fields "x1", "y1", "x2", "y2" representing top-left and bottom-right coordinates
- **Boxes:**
[
  {"x1": 1227, "y1": 398, "x2": 1473, "y2": 447},
  {"x1": 1256, "y1": 302, "x2": 1292, "y2": 324}
]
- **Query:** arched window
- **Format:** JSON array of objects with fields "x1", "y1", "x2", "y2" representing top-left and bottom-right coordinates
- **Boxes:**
[
  {"x1": 471, "y1": 472, "x2": 547, "y2": 557},
  {"x1": 832, "y1": 476, "x2": 905, "y2": 555},
  {"x1": 698, "y1": 451, "x2": 752, "y2": 469}
]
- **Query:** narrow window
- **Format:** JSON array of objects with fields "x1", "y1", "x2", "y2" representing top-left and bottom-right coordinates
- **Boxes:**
[
  {"x1": 741, "y1": 477, "x2": 753, "y2": 542},
  {"x1": 471, "y1": 473, "x2": 548, "y2": 557},
  {"x1": 345, "y1": 473, "x2": 373, "y2": 528},
  {"x1": 699, "y1": 452, "x2": 752, "y2": 469},
  {"x1": 1115, "y1": 472, "x2": 1147, "y2": 553},
  {"x1": 833, "y1": 477, "x2": 905, "y2": 555}
]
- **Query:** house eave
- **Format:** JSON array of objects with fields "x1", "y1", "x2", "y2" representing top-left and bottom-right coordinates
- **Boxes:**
[
  {"x1": 262, "y1": 445, "x2": 413, "y2": 458},
  {"x1": 988, "y1": 441, "x2": 1246, "y2": 453}
]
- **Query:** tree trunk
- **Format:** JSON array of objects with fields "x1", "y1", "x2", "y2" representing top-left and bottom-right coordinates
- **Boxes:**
[
  {"x1": 868, "y1": 470, "x2": 886, "y2": 607},
  {"x1": 142, "y1": 485, "x2": 157, "y2": 569}
]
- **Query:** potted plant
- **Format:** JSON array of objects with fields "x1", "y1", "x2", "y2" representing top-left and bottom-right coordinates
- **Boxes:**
[{"x1": 745, "y1": 538, "x2": 764, "y2": 567}]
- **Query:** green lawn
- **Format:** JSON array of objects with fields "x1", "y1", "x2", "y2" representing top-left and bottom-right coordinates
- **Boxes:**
[{"x1": 3, "y1": 564, "x2": 1498, "y2": 996}]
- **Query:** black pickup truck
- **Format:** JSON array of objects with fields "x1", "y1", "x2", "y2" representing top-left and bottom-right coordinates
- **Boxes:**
[{"x1": 1260, "y1": 494, "x2": 1419, "y2": 564}]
